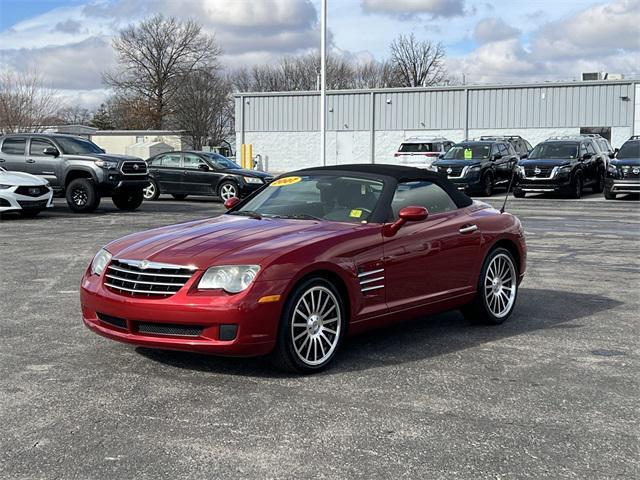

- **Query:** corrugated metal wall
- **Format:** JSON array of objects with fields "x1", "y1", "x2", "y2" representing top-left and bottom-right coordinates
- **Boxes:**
[{"x1": 236, "y1": 81, "x2": 636, "y2": 133}]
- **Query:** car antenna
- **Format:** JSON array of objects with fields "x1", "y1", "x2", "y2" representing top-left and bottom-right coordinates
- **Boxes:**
[{"x1": 500, "y1": 164, "x2": 517, "y2": 214}]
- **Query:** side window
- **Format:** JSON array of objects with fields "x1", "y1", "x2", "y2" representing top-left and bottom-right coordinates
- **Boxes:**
[
  {"x1": 498, "y1": 143, "x2": 509, "y2": 155},
  {"x1": 586, "y1": 142, "x2": 596, "y2": 155},
  {"x1": 1, "y1": 138, "x2": 26, "y2": 155},
  {"x1": 160, "y1": 153, "x2": 181, "y2": 167},
  {"x1": 524, "y1": 140, "x2": 533, "y2": 151},
  {"x1": 491, "y1": 144, "x2": 500, "y2": 156},
  {"x1": 30, "y1": 138, "x2": 55, "y2": 156},
  {"x1": 391, "y1": 181, "x2": 458, "y2": 218},
  {"x1": 579, "y1": 143, "x2": 588, "y2": 157},
  {"x1": 183, "y1": 154, "x2": 207, "y2": 169},
  {"x1": 433, "y1": 143, "x2": 443, "y2": 152}
]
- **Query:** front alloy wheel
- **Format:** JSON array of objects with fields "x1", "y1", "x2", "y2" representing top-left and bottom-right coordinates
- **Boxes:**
[
  {"x1": 66, "y1": 177, "x2": 100, "y2": 213},
  {"x1": 143, "y1": 179, "x2": 160, "y2": 200},
  {"x1": 272, "y1": 278, "x2": 345, "y2": 373},
  {"x1": 219, "y1": 181, "x2": 238, "y2": 202}
]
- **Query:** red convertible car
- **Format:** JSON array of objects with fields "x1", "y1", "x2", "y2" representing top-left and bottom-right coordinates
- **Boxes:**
[{"x1": 81, "y1": 165, "x2": 526, "y2": 373}]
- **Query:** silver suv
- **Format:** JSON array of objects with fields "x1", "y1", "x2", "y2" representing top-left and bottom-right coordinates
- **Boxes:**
[
  {"x1": 394, "y1": 136, "x2": 454, "y2": 169},
  {"x1": 0, "y1": 134, "x2": 148, "y2": 213}
]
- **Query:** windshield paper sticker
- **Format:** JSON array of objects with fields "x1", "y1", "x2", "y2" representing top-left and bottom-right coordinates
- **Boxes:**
[
  {"x1": 270, "y1": 176, "x2": 302, "y2": 187},
  {"x1": 464, "y1": 148, "x2": 473, "y2": 159},
  {"x1": 349, "y1": 209, "x2": 363, "y2": 218}
]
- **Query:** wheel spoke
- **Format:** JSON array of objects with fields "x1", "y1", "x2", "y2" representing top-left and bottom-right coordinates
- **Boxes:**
[
  {"x1": 294, "y1": 308, "x2": 308, "y2": 320},
  {"x1": 323, "y1": 326, "x2": 337, "y2": 335},
  {"x1": 297, "y1": 335, "x2": 310, "y2": 352},
  {"x1": 294, "y1": 330, "x2": 307, "y2": 341},
  {"x1": 323, "y1": 317, "x2": 338, "y2": 324},
  {"x1": 319, "y1": 294, "x2": 331, "y2": 316},
  {"x1": 301, "y1": 296, "x2": 312, "y2": 315},
  {"x1": 318, "y1": 337, "x2": 326, "y2": 357}
]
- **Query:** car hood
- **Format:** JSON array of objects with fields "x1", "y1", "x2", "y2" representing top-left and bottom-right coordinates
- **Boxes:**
[
  {"x1": 0, "y1": 170, "x2": 48, "y2": 186},
  {"x1": 518, "y1": 158, "x2": 572, "y2": 167},
  {"x1": 105, "y1": 214, "x2": 358, "y2": 269},
  {"x1": 66, "y1": 153, "x2": 143, "y2": 162},
  {"x1": 433, "y1": 159, "x2": 482, "y2": 167},
  {"x1": 222, "y1": 168, "x2": 273, "y2": 179},
  {"x1": 611, "y1": 158, "x2": 640, "y2": 167}
]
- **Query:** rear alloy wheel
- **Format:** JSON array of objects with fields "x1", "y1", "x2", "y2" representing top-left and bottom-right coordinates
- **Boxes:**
[
  {"x1": 219, "y1": 181, "x2": 239, "y2": 202},
  {"x1": 571, "y1": 175, "x2": 583, "y2": 199},
  {"x1": 271, "y1": 278, "x2": 345, "y2": 374},
  {"x1": 592, "y1": 169, "x2": 605, "y2": 193},
  {"x1": 462, "y1": 247, "x2": 518, "y2": 325},
  {"x1": 481, "y1": 173, "x2": 493, "y2": 197},
  {"x1": 112, "y1": 188, "x2": 144, "y2": 211},
  {"x1": 143, "y1": 179, "x2": 160, "y2": 201},
  {"x1": 66, "y1": 178, "x2": 100, "y2": 213}
]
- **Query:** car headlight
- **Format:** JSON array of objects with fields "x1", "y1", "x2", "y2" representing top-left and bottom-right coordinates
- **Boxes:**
[
  {"x1": 428, "y1": 164, "x2": 439, "y2": 172},
  {"x1": 0, "y1": 184, "x2": 12, "y2": 189},
  {"x1": 198, "y1": 265, "x2": 260, "y2": 293},
  {"x1": 607, "y1": 164, "x2": 618, "y2": 174},
  {"x1": 465, "y1": 165, "x2": 481, "y2": 175},
  {"x1": 94, "y1": 159, "x2": 118, "y2": 169},
  {"x1": 91, "y1": 248, "x2": 112, "y2": 276},
  {"x1": 516, "y1": 165, "x2": 525, "y2": 176},
  {"x1": 243, "y1": 176, "x2": 263, "y2": 184},
  {"x1": 557, "y1": 165, "x2": 572, "y2": 173}
]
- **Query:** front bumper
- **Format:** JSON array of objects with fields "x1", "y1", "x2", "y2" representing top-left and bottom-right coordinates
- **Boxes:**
[
  {"x1": 604, "y1": 178, "x2": 640, "y2": 194},
  {"x1": 80, "y1": 267, "x2": 289, "y2": 356},
  {"x1": 514, "y1": 176, "x2": 572, "y2": 194},
  {"x1": 98, "y1": 169, "x2": 149, "y2": 195},
  {"x1": 239, "y1": 182, "x2": 265, "y2": 197},
  {"x1": 0, "y1": 188, "x2": 54, "y2": 213}
]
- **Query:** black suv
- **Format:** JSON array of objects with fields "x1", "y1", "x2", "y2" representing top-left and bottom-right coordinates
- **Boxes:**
[
  {"x1": 0, "y1": 134, "x2": 148, "y2": 213},
  {"x1": 480, "y1": 135, "x2": 533, "y2": 159},
  {"x1": 144, "y1": 151, "x2": 273, "y2": 202},
  {"x1": 604, "y1": 138, "x2": 640, "y2": 199},
  {"x1": 431, "y1": 140, "x2": 518, "y2": 196},
  {"x1": 514, "y1": 137, "x2": 605, "y2": 199}
]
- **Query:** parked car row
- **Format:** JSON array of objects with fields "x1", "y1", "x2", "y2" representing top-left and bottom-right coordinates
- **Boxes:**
[{"x1": 395, "y1": 133, "x2": 637, "y2": 200}]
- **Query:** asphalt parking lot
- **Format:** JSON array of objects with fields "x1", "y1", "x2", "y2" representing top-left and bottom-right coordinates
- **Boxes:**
[{"x1": 1, "y1": 193, "x2": 638, "y2": 479}]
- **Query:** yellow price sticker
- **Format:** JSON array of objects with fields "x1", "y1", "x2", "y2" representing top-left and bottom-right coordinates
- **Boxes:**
[
  {"x1": 464, "y1": 148, "x2": 473, "y2": 159},
  {"x1": 349, "y1": 209, "x2": 363, "y2": 218},
  {"x1": 270, "y1": 176, "x2": 302, "y2": 187}
]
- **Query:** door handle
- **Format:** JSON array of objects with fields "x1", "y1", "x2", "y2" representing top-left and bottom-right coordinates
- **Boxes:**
[
  {"x1": 459, "y1": 224, "x2": 478, "y2": 234},
  {"x1": 26, "y1": 159, "x2": 36, "y2": 163}
]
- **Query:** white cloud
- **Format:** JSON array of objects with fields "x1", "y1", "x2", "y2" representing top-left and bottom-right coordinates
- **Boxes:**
[
  {"x1": 473, "y1": 18, "x2": 520, "y2": 44},
  {"x1": 362, "y1": 0, "x2": 465, "y2": 18}
]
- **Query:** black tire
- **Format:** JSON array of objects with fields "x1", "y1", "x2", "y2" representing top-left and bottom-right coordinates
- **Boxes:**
[
  {"x1": 19, "y1": 209, "x2": 42, "y2": 218},
  {"x1": 570, "y1": 174, "x2": 582, "y2": 199},
  {"x1": 462, "y1": 247, "x2": 519, "y2": 325},
  {"x1": 112, "y1": 188, "x2": 144, "y2": 211},
  {"x1": 218, "y1": 181, "x2": 239, "y2": 202},
  {"x1": 66, "y1": 178, "x2": 100, "y2": 213},
  {"x1": 604, "y1": 189, "x2": 616, "y2": 200},
  {"x1": 171, "y1": 194, "x2": 188, "y2": 201},
  {"x1": 592, "y1": 169, "x2": 605, "y2": 193},
  {"x1": 513, "y1": 189, "x2": 525, "y2": 198},
  {"x1": 143, "y1": 178, "x2": 160, "y2": 201},
  {"x1": 271, "y1": 277, "x2": 346, "y2": 374},
  {"x1": 481, "y1": 172, "x2": 493, "y2": 197}
]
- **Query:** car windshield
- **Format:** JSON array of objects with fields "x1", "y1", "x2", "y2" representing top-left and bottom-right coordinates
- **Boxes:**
[
  {"x1": 202, "y1": 153, "x2": 241, "y2": 169},
  {"x1": 444, "y1": 145, "x2": 490, "y2": 160},
  {"x1": 529, "y1": 142, "x2": 578, "y2": 159},
  {"x1": 617, "y1": 141, "x2": 640, "y2": 159},
  {"x1": 399, "y1": 143, "x2": 434, "y2": 152},
  {"x1": 55, "y1": 137, "x2": 104, "y2": 155},
  {"x1": 232, "y1": 174, "x2": 384, "y2": 223}
]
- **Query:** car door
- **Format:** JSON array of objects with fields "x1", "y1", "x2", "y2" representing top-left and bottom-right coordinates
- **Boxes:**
[
  {"x1": 493, "y1": 143, "x2": 512, "y2": 184},
  {"x1": 26, "y1": 137, "x2": 61, "y2": 188},
  {"x1": 152, "y1": 153, "x2": 183, "y2": 193},
  {"x1": 0, "y1": 137, "x2": 28, "y2": 171},
  {"x1": 182, "y1": 153, "x2": 220, "y2": 195},
  {"x1": 383, "y1": 181, "x2": 481, "y2": 312},
  {"x1": 582, "y1": 142, "x2": 598, "y2": 183}
]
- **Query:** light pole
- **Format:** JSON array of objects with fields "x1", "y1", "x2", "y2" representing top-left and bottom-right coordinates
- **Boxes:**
[{"x1": 320, "y1": 0, "x2": 327, "y2": 166}]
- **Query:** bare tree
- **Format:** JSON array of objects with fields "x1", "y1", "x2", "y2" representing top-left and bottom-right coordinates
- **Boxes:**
[
  {"x1": 106, "y1": 94, "x2": 155, "y2": 130},
  {"x1": 173, "y1": 70, "x2": 233, "y2": 150},
  {"x1": 0, "y1": 70, "x2": 61, "y2": 133},
  {"x1": 57, "y1": 105, "x2": 92, "y2": 125},
  {"x1": 104, "y1": 14, "x2": 221, "y2": 129},
  {"x1": 388, "y1": 34, "x2": 447, "y2": 87}
]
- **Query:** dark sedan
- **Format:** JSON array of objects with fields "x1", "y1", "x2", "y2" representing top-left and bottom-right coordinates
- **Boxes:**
[{"x1": 144, "y1": 151, "x2": 273, "y2": 201}]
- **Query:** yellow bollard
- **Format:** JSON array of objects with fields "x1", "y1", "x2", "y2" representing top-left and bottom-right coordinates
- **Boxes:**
[
  {"x1": 247, "y1": 144, "x2": 253, "y2": 170},
  {"x1": 240, "y1": 144, "x2": 246, "y2": 169}
]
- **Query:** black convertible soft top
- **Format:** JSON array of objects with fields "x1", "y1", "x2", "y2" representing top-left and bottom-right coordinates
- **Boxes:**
[{"x1": 292, "y1": 164, "x2": 473, "y2": 208}]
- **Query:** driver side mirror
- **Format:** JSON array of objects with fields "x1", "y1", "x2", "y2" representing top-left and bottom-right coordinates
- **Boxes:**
[
  {"x1": 224, "y1": 197, "x2": 240, "y2": 209},
  {"x1": 384, "y1": 206, "x2": 428, "y2": 236},
  {"x1": 492, "y1": 153, "x2": 502, "y2": 161},
  {"x1": 438, "y1": 153, "x2": 444, "y2": 159},
  {"x1": 198, "y1": 163, "x2": 211, "y2": 171},
  {"x1": 520, "y1": 153, "x2": 528, "y2": 159},
  {"x1": 581, "y1": 153, "x2": 592, "y2": 161},
  {"x1": 43, "y1": 147, "x2": 59, "y2": 157}
]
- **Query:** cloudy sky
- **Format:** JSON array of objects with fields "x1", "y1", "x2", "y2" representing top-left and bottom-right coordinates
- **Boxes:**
[{"x1": 0, "y1": 0, "x2": 638, "y2": 108}]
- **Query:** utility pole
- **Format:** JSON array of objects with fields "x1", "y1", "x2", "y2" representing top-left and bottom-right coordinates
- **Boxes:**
[{"x1": 320, "y1": 0, "x2": 327, "y2": 166}]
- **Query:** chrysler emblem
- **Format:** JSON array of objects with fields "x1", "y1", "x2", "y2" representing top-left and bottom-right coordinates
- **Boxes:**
[
  {"x1": 139, "y1": 260, "x2": 149, "y2": 269},
  {"x1": 534, "y1": 167, "x2": 541, "y2": 175},
  {"x1": 446, "y1": 167, "x2": 452, "y2": 174},
  {"x1": 633, "y1": 168, "x2": 640, "y2": 175}
]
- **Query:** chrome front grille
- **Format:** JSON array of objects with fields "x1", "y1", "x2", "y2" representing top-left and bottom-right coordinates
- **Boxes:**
[
  {"x1": 524, "y1": 166, "x2": 556, "y2": 179},
  {"x1": 621, "y1": 166, "x2": 640, "y2": 179},
  {"x1": 120, "y1": 161, "x2": 148, "y2": 175},
  {"x1": 438, "y1": 166, "x2": 464, "y2": 177},
  {"x1": 104, "y1": 259, "x2": 196, "y2": 298},
  {"x1": 358, "y1": 268, "x2": 384, "y2": 295}
]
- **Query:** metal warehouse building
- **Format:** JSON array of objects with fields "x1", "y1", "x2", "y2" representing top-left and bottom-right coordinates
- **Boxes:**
[{"x1": 235, "y1": 80, "x2": 640, "y2": 173}]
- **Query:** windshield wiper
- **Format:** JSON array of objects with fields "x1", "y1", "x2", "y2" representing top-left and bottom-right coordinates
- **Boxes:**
[
  {"x1": 275, "y1": 214, "x2": 323, "y2": 221},
  {"x1": 229, "y1": 210, "x2": 262, "y2": 220}
]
